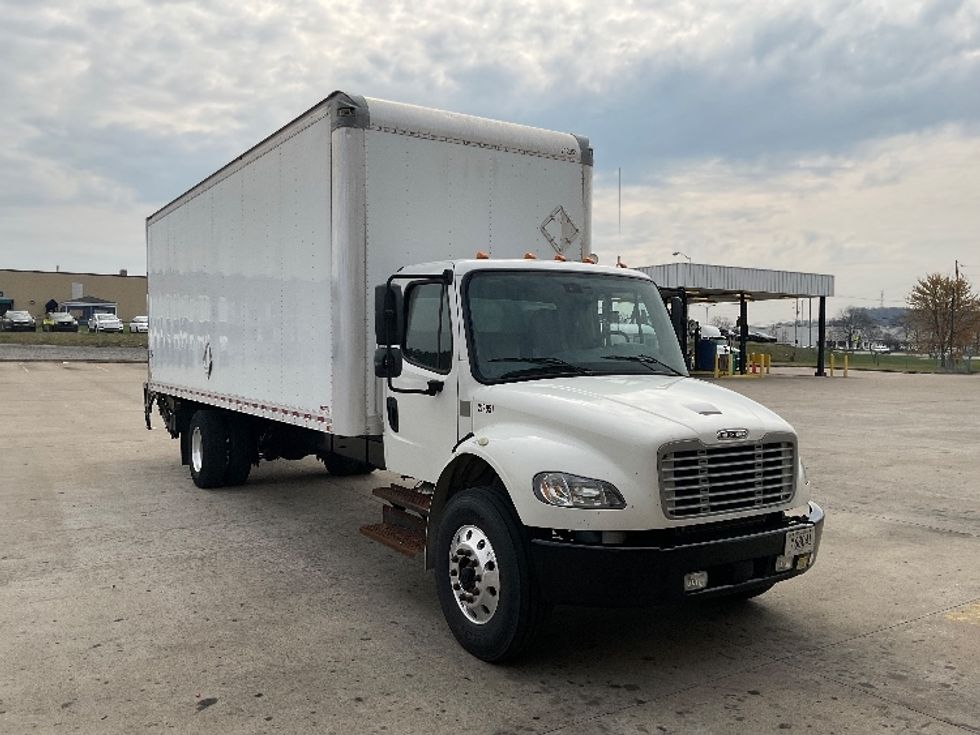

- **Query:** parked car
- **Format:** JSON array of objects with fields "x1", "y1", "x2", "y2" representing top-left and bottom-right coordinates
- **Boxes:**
[
  {"x1": 1, "y1": 310, "x2": 37, "y2": 331},
  {"x1": 42, "y1": 311, "x2": 79, "y2": 332},
  {"x1": 869, "y1": 343, "x2": 891, "y2": 355},
  {"x1": 747, "y1": 329, "x2": 778, "y2": 343},
  {"x1": 129, "y1": 315, "x2": 149, "y2": 333},
  {"x1": 88, "y1": 312, "x2": 124, "y2": 333}
]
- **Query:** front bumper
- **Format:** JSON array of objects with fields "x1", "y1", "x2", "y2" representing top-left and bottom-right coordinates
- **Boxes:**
[
  {"x1": 530, "y1": 502, "x2": 824, "y2": 606},
  {"x1": 51, "y1": 323, "x2": 79, "y2": 332},
  {"x1": 6, "y1": 324, "x2": 35, "y2": 331}
]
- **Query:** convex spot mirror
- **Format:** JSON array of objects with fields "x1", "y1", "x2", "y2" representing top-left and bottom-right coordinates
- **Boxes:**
[{"x1": 374, "y1": 346, "x2": 403, "y2": 378}]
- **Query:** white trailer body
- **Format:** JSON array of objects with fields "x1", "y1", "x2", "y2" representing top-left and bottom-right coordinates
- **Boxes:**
[{"x1": 147, "y1": 92, "x2": 592, "y2": 437}]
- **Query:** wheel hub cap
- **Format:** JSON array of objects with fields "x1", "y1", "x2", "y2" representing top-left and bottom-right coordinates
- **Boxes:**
[
  {"x1": 190, "y1": 426, "x2": 203, "y2": 473},
  {"x1": 449, "y1": 524, "x2": 500, "y2": 624}
]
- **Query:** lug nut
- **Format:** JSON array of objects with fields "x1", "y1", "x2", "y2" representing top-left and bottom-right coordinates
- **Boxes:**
[{"x1": 452, "y1": 583, "x2": 460, "y2": 591}]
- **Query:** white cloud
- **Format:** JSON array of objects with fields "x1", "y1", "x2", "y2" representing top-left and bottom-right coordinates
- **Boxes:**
[
  {"x1": 595, "y1": 125, "x2": 980, "y2": 321},
  {"x1": 0, "y1": 0, "x2": 978, "y2": 298}
]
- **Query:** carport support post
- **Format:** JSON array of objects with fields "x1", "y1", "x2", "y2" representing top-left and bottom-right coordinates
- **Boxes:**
[
  {"x1": 680, "y1": 290, "x2": 690, "y2": 369},
  {"x1": 815, "y1": 296, "x2": 827, "y2": 376},
  {"x1": 738, "y1": 293, "x2": 748, "y2": 375}
]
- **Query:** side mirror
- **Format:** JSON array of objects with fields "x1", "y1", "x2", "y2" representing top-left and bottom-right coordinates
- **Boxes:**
[
  {"x1": 374, "y1": 346, "x2": 403, "y2": 378},
  {"x1": 375, "y1": 284, "x2": 404, "y2": 345}
]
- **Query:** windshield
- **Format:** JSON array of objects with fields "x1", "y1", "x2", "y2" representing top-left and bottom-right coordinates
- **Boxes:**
[
  {"x1": 465, "y1": 270, "x2": 688, "y2": 383},
  {"x1": 8, "y1": 311, "x2": 29, "y2": 318}
]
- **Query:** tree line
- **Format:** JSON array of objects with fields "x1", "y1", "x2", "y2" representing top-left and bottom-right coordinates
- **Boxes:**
[{"x1": 830, "y1": 272, "x2": 979, "y2": 366}]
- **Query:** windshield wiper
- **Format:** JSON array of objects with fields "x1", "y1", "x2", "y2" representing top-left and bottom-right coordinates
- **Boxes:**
[
  {"x1": 489, "y1": 356, "x2": 593, "y2": 379},
  {"x1": 601, "y1": 353, "x2": 686, "y2": 377}
]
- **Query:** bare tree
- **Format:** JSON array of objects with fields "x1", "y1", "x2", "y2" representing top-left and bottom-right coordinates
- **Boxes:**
[
  {"x1": 710, "y1": 316, "x2": 733, "y2": 331},
  {"x1": 831, "y1": 307, "x2": 875, "y2": 350},
  {"x1": 906, "y1": 273, "x2": 980, "y2": 367}
]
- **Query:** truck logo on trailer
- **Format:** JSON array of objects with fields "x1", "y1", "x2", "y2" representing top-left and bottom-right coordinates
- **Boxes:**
[{"x1": 540, "y1": 206, "x2": 580, "y2": 255}]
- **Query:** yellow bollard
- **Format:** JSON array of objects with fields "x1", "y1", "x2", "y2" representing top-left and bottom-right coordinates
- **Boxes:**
[
  {"x1": 844, "y1": 353, "x2": 849, "y2": 378},
  {"x1": 830, "y1": 352, "x2": 835, "y2": 377},
  {"x1": 765, "y1": 353, "x2": 771, "y2": 375},
  {"x1": 713, "y1": 351, "x2": 720, "y2": 379}
]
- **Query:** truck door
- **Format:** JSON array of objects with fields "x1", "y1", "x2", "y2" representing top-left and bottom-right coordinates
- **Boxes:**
[{"x1": 383, "y1": 278, "x2": 459, "y2": 482}]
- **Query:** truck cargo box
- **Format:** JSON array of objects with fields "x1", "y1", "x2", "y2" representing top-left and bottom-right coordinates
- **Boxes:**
[{"x1": 146, "y1": 92, "x2": 593, "y2": 437}]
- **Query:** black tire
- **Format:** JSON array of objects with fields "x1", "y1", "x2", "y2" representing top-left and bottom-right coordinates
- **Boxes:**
[
  {"x1": 321, "y1": 453, "x2": 375, "y2": 476},
  {"x1": 224, "y1": 416, "x2": 252, "y2": 486},
  {"x1": 435, "y1": 487, "x2": 549, "y2": 662},
  {"x1": 188, "y1": 410, "x2": 228, "y2": 489}
]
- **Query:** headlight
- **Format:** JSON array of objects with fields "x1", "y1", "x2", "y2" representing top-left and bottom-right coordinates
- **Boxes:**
[{"x1": 533, "y1": 472, "x2": 626, "y2": 509}]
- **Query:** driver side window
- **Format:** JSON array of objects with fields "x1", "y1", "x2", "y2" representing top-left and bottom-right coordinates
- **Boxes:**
[{"x1": 403, "y1": 282, "x2": 453, "y2": 373}]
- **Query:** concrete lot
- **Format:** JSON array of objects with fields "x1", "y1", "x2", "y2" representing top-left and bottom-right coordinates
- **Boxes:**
[{"x1": 1, "y1": 363, "x2": 978, "y2": 734}]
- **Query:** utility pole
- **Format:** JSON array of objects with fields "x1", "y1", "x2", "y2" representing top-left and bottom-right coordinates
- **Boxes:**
[{"x1": 794, "y1": 299, "x2": 799, "y2": 346}]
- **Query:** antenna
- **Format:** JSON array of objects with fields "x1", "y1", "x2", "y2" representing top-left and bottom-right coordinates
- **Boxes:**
[{"x1": 618, "y1": 167, "x2": 622, "y2": 236}]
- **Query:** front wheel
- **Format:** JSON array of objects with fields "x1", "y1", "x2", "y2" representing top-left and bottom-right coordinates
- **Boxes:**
[{"x1": 435, "y1": 487, "x2": 549, "y2": 662}]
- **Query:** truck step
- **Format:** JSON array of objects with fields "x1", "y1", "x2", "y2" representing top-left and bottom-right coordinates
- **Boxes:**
[
  {"x1": 360, "y1": 522, "x2": 425, "y2": 558},
  {"x1": 372, "y1": 484, "x2": 432, "y2": 516},
  {"x1": 383, "y1": 504, "x2": 427, "y2": 535}
]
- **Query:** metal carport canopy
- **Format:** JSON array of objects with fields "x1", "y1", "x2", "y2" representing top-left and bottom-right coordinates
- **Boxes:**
[
  {"x1": 636, "y1": 262, "x2": 835, "y2": 377},
  {"x1": 636, "y1": 262, "x2": 834, "y2": 302}
]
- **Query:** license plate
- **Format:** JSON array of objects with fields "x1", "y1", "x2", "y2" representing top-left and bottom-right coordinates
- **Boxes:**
[{"x1": 784, "y1": 526, "x2": 815, "y2": 557}]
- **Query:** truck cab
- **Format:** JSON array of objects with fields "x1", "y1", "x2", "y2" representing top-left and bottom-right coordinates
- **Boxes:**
[{"x1": 372, "y1": 258, "x2": 823, "y2": 660}]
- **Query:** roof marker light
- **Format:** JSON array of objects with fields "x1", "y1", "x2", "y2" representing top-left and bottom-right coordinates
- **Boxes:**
[
  {"x1": 582, "y1": 255, "x2": 597, "y2": 264},
  {"x1": 475, "y1": 250, "x2": 490, "y2": 259},
  {"x1": 523, "y1": 252, "x2": 537, "y2": 260},
  {"x1": 553, "y1": 254, "x2": 567, "y2": 262}
]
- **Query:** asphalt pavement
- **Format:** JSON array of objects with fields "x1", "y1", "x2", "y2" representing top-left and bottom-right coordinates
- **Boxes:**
[{"x1": 1, "y1": 362, "x2": 977, "y2": 734}]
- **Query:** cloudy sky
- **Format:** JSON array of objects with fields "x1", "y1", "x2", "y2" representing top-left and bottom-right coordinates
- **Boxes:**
[{"x1": 2, "y1": 0, "x2": 979, "y2": 323}]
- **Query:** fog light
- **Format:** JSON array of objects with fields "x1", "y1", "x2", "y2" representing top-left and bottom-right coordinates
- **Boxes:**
[
  {"x1": 684, "y1": 571, "x2": 708, "y2": 592},
  {"x1": 795, "y1": 553, "x2": 811, "y2": 570},
  {"x1": 775, "y1": 554, "x2": 793, "y2": 572}
]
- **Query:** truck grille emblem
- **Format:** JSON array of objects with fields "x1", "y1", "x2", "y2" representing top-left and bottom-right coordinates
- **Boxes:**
[{"x1": 716, "y1": 428, "x2": 748, "y2": 441}]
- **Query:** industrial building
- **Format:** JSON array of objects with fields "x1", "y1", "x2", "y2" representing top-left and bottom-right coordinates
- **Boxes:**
[{"x1": 0, "y1": 269, "x2": 147, "y2": 322}]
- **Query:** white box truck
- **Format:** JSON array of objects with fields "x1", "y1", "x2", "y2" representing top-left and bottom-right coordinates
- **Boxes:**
[{"x1": 145, "y1": 91, "x2": 823, "y2": 661}]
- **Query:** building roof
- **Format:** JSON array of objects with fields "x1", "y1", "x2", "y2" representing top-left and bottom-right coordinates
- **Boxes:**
[
  {"x1": 61, "y1": 296, "x2": 117, "y2": 306},
  {"x1": 637, "y1": 262, "x2": 834, "y2": 302}
]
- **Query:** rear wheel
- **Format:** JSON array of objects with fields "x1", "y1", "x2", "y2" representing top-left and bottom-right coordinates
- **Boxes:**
[
  {"x1": 435, "y1": 487, "x2": 549, "y2": 662},
  {"x1": 188, "y1": 410, "x2": 228, "y2": 489},
  {"x1": 321, "y1": 453, "x2": 374, "y2": 476}
]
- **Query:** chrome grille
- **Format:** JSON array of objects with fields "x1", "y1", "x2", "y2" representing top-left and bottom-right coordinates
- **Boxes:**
[{"x1": 659, "y1": 438, "x2": 796, "y2": 519}]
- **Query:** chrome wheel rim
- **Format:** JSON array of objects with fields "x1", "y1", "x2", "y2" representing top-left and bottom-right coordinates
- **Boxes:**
[
  {"x1": 191, "y1": 426, "x2": 203, "y2": 474},
  {"x1": 449, "y1": 524, "x2": 500, "y2": 625}
]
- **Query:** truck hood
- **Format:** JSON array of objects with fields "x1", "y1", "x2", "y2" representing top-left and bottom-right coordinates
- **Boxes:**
[{"x1": 473, "y1": 375, "x2": 792, "y2": 446}]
